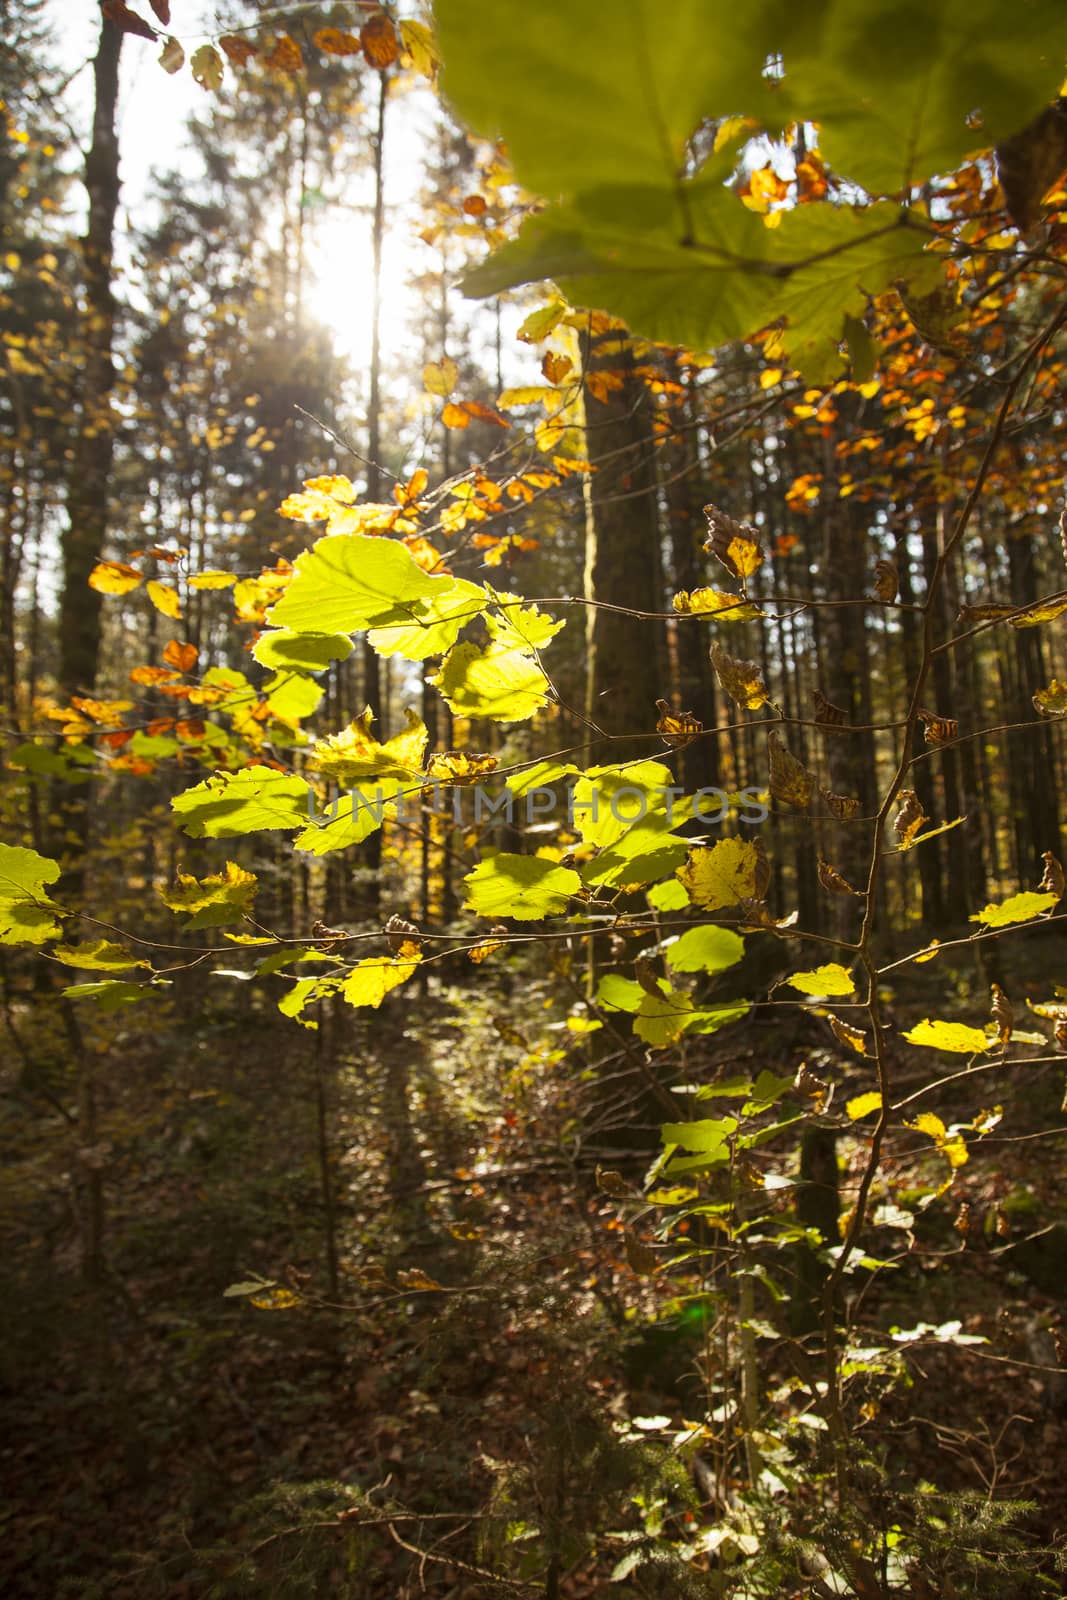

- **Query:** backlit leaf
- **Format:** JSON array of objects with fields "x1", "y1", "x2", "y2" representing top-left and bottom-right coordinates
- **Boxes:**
[
  {"x1": 172, "y1": 767, "x2": 310, "y2": 838},
  {"x1": 158, "y1": 861, "x2": 257, "y2": 928},
  {"x1": 89, "y1": 561, "x2": 141, "y2": 595},
  {"x1": 664, "y1": 924, "x2": 744, "y2": 975},
  {"x1": 342, "y1": 946, "x2": 421, "y2": 1008},
  {"x1": 433, "y1": 640, "x2": 550, "y2": 722},
  {"x1": 146, "y1": 580, "x2": 181, "y2": 618},
  {"x1": 711, "y1": 643, "x2": 769, "y2": 711},
  {"x1": 53, "y1": 940, "x2": 150, "y2": 972},
  {"x1": 902, "y1": 1019, "x2": 992, "y2": 1054},
  {"x1": 677, "y1": 837, "x2": 762, "y2": 911},
  {"x1": 190, "y1": 43, "x2": 224, "y2": 92},
  {"x1": 969, "y1": 891, "x2": 1059, "y2": 928},
  {"x1": 268, "y1": 534, "x2": 453, "y2": 634},
  {"x1": 0, "y1": 843, "x2": 62, "y2": 945},
  {"x1": 464, "y1": 854, "x2": 581, "y2": 920},
  {"x1": 786, "y1": 963, "x2": 856, "y2": 998},
  {"x1": 847, "y1": 1092, "x2": 882, "y2": 1121}
]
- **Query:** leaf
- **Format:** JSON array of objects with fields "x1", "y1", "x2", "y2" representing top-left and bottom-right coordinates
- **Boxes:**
[
  {"x1": 423, "y1": 357, "x2": 458, "y2": 396},
  {"x1": 342, "y1": 945, "x2": 421, "y2": 1008},
  {"x1": 786, "y1": 963, "x2": 856, "y2": 998},
  {"x1": 252, "y1": 629, "x2": 354, "y2": 674},
  {"x1": 425, "y1": 750, "x2": 498, "y2": 783},
  {"x1": 1039, "y1": 851, "x2": 1065, "y2": 899},
  {"x1": 162, "y1": 639, "x2": 198, "y2": 673},
  {"x1": 442, "y1": 401, "x2": 471, "y2": 429},
  {"x1": 218, "y1": 35, "x2": 257, "y2": 68},
  {"x1": 969, "y1": 891, "x2": 1059, "y2": 928},
  {"x1": 996, "y1": 98, "x2": 1067, "y2": 230},
  {"x1": 1033, "y1": 679, "x2": 1067, "y2": 717},
  {"x1": 672, "y1": 586, "x2": 762, "y2": 621},
  {"x1": 893, "y1": 789, "x2": 927, "y2": 847},
  {"x1": 172, "y1": 766, "x2": 310, "y2": 838},
  {"x1": 309, "y1": 707, "x2": 426, "y2": 786},
  {"x1": 664, "y1": 924, "x2": 744, "y2": 975},
  {"x1": 433, "y1": 640, "x2": 550, "y2": 722},
  {"x1": 268, "y1": 534, "x2": 454, "y2": 635},
  {"x1": 660, "y1": 1116, "x2": 737, "y2": 1154},
  {"x1": 190, "y1": 44, "x2": 224, "y2": 92},
  {"x1": 903, "y1": 1019, "x2": 992, "y2": 1054},
  {"x1": 146, "y1": 579, "x2": 181, "y2": 618},
  {"x1": 1010, "y1": 596, "x2": 1067, "y2": 628},
  {"x1": 399, "y1": 18, "x2": 441, "y2": 79},
  {"x1": 158, "y1": 862, "x2": 257, "y2": 928},
  {"x1": 148, "y1": 0, "x2": 170, "y2": 21},
  {"x1": 818, "y1": 857, "x2": 863, "y2": 896},
  {"x1": 0, "y1": 843, "x2": 62, "y2": 945},
  {"x1": 312, "y1": 26, "x2": 361, "y2": 56},
  {"x1": 711, "y1": 643, "x2": 769, "y2": 710},
  {"x1": 101, "y1": 2, "x2": 158, "y2": 41},
  {"x1": 89, "y1": 560, "x2": 141, "y2": 595},
  {"x1": 53, "y1": 940, "x2": 150, "y2": 972},
  {"x1": 704, "y1": 503, "x2": 762, "y2": 581},
  {"x1": 828, "y1": 1013, "x2": 869, "y2": 1055},
  {"x1": 63, "y1": 980, "x2": 151, "y2": 1010},
  {"x1": 768, "y1": 730, "x2": 815, "y2": 811},
  {"x1": 265, "y1": 35, "x2": 303, "y2": 74},
  {"x1": 158, "y1": 35, "x2": 184, "y2": 73},
  {"x1": 847, "y1": 1092, "x2": 882, "y2": 1121},
  {"x1": 624, "y1": 1230, "x2": 659, "y2": 1274},
  {"x1": 367, "y1": 579, "x2": 487, "y2": 661},
  {"x1": 907, "y1": 1112, "x2": 969, "y2": 1169},
  {"x1": 361, "y1": 11, "x2": 399, "y2": 69},
  {"x1": 464, "y1": 854, "x2": 581, "y2": 920},
  {"x1": 294, "y1": 787, "x2": 401, "y2": 856},
  {"x1": 189, "y1": 569, "x2": 237, "y2": 590},
  {"x1": 677, "y1": 837, "x2": 762, "y2": 911}
]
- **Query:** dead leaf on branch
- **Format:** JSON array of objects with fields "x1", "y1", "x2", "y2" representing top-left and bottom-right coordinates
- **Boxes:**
[
  {"x1": 872, "y1": 558, "x2": 898, "y2": 603},
  {"x1": 768, "y1": 730, "x2": 815, "y2": 811},
  {"x1": 655, "y1": 698, "x2": 702, "y2": 749},
  {"x1": 893, "y1": 789, "x2": 927, "y2": 847},
  {"x1": 918, "y1": 708, "x2": 960, "y2": 745},
  {"x1": 990, "y1": 983, "x2": 1014, "y2": 1047},
  {"x1": 1039, "y1": 850, "x2": 1065, "y2": 900},
  {"x1": 703, "y1": 502, "x2": 763, "y2": 584},
  {"x1": 813, "y1": 688, "x2": 848, "y2": 726},
  {"x1": 818, "y1": 857, "x2": 864, "y2": 896},
  {"x1": 385, "y1": 914, "x2": 421, "y2": 953},
  {"x1": 711, "y1": 645, "x2": 769, "y2": 711}
]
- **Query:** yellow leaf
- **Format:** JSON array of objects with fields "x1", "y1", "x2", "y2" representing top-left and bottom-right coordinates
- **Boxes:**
[
  {"x1": 902, "y1": 1018, "x2": 991, "y2": 1054},
  {"x1": 441, "y1": 401, "x2": 471, "y2": 430},
  {"x1": 190, "y1": 43, "x2": 224, "y2": 92},
  {"x1": 342, "y1": 947, "x2": 421, "y2": 1009},
  {"x1": 399, "y1": 18, "x2": 441, "y2": 79},
  {"x1": 847, "y1": 1092, "x2": 882, "y2": 1121},
  {"x1": 677, "y1": 837, "x2": 762, "y2": 911},
  {"x1": 760, "y1": 367, "x2": 783, "y2": 389},
  {"x1": 146, "y1": 580, "x2": 181, "y2": 618},
  {"x1": 672, "y1": 587, "x2": 762, "y2": 621},
  {"x1": 188, "y1": 570, "x2": 236, "y2": 590},
  {"x1": 89, "y1": 560, "x2": 141, "y2": 596},
  {"x1": 711, "y1": 643, "x2": 769, "y2": 710},
  {"x1": 786, "y1": 963, "x2": 855, "y2": 997},
  {"x1": 423, "y1": 358, "x2": 458, "y2": 397},
  {"x1": 969, "y1": 891, "x2": 1059, "y2": 928}
]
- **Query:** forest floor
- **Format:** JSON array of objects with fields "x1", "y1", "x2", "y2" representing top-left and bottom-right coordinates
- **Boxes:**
[{"x1": 1, "y1": 934, "x2": 1065, "y2": 1598}]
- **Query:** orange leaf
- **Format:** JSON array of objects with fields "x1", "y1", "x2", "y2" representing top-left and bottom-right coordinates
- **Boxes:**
[
  {"x1": 462, "y1": 194, "x2": 487, "y2": 216},
  {"x1": 441, "y1": 402, "x2": 471, "y2": 430},
  {"x1": 312, "y1": 26, "x2": 361, "y2": 56},
  {"x1": 146, "y1": 580, "x2": 181, "y2": 619},
  {"x1": 89, "y1": 560, "x2": 141, "y2": 596},
  {"x1": 100, "y1": 729, "x2": 135, "y2": 750},
  {"x1": 542, "y1": 352, "x2": 573, "y2": 385},
  {"x1": 162, "y1": 639, "x2": 198, "y2": 673},
  {"x1": 130, "y1": 665, "x2": 180, "y2": 686},
  {"x1": 361, "y1": 11, "x2": 399, "y2": 68},
  {"x1": 265, "y1": 34, "x2": 303, "y2": 73},
  {"x1": 460, "y1": 399, "x2": 510, "y2": 428},
  {"x1": 146, "y1": 717, "x2": 175, "y2": 736},
  {"x1": 218, "y1": 34, "x2": 257, "y2": 67},
  {"x1": 395, "y1": 468, "x2": 428, "y2": 507},
  {"x1": 175, "y1": 718, "x2": 207, "y2": 741}
]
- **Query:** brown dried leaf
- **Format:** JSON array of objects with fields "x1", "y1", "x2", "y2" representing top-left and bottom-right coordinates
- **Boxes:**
[
  {"x1": 361, "y1": 11, "x2": 399, "y2": 69},
  {"x1": 634, "y1": 955, "x2": 666, "y2": 998},
  {"x1": 996, "y1": 97, "x2": 1067, "y2": 231},
  {"x1": 265, "y1": 35, "x2": 303, "y2": 74},
  {"x1": 624, "y1": 1229, "x2": 659, "y2": 1275},
  {"x1": 990, "y1": 983, "x2": 1014, "y2": 1046},
  {"x1": 219, "y1": 34, "x2": 257, "y2": 67},
  {"x1": 818, "y1": 857, "x2": 864, "y2": 896},
  {"x1": 655, "y1": 698, "x2": 702, "y2": 749},
  {"x1": 102, "y1": 1, "x2": 158, "y2": 41},
  {"x1": 828, "y1": 1013, "x2": 869, "y2": 1055},
  {"x1": 385, "y1": 914, "x2": 420, "y2": 953},
  {"x1": 703, "y1": 502, "x2": 763, "y2": 582},
  {"x1": 767, "y1": 730, "x2": 815, "y2": 811},
  {"x1": 918, "y1": 708, "x2": 960, "y2": 745},
  {"x1": 872, "y1": 558, "x2": 898, "y2": 603},
  {"x1": 956, "y1": 602, "x2": 1016, "y2": 627},
  {"x1": 893, "y1": 789, "x2": 927, "y2": 847},
  {"x1": 1039, "y1": 850, "x2": 1065, "y2": 900},
  {"x1": 813, "y1": 688, "x2": 848, "y2": 726},
  {"x1": 711, "y1": 644, "x2": 769, "y2": 711}
]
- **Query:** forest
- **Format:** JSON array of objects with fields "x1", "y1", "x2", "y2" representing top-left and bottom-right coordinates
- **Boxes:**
[{"x1": 2, "y1": 1, "x2": 1067, "y2": 1595}]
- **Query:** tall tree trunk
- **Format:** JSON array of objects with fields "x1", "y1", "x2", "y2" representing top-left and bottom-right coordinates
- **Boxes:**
[
  {"x1": 58, "y1": 8, "x2": 122, "y2": 697},
  {"x1": 582, "y1": 329, "x2": 662, "y2": 763}
]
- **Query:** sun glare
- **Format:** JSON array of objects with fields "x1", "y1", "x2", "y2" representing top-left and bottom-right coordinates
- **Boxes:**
[{"x1": 305, "y1": 207, "x2": 420, "y2": 368}]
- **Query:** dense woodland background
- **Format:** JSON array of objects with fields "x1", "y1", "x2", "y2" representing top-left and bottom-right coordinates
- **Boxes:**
[{"x1": 2, "y1": 2, "x2": 1067, "y2": 1596}]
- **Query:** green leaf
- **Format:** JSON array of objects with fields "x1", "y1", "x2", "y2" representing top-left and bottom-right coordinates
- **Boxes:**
[
  {"x1": 172, "y1": 766, "x2": 310, "y2": 838},
  {"x1": 158, "y1": 861, "x2": 258, "y2": 928},
  {"x1": 969, "y1": 890, "x2": 1059, "y2": 928},
  {"x1": 596, "y1": 973, "x2": 643, "y2": 1013},
  {"x1": 664, "y1": 924, "x2": 745, "y2": 975},
  {"x1": 648, "y1": 878, "x2": 689, "y2": 912},
  {"x1": 0, "y1": 843, "x2": 62, "y2": 945},
  {"x1": 661, "y1": 1116, "x2": 738, "y2": 1153},
  {"x1": 785, "y1": 962, "x2": 856, "y2": 997},
  {"x1": 433, "y1": 640, "x2": 551, "y2": 722},
  {"x1": 485, "y1": 593, "x2": 566, "y2": 652},
  {"x1": 633, "y1": 987, "x2": 694, "y2": 1046},
  {"x1": 571, "y1": 762, "x2": 675, "y2": 849},
  {"x1": 62, "y1": 979, "x2": 153, "y2": 1010},
  {"x1": 367, "y1": 578, "x2": 488, "y2": 660},
  {"x1": 293, "y1": 784, "x2": 402, "y2": 855},
  {"x1": 902, "y1": 1018, "x2": 992, "y2": 1053},
  {"x1": 464, "y1": 853, "x2": 581, "y2": 920},
  {"x1": 53, "y1": 940, "x2": 150, "y2": 972},
  {"x1": 251, "y1": 629, "x2": 354, "y2": 674},
  {"x1": 263, "y1": 672, "x2": 323, "y2": 727},
  {"x1": 268, "y1": 533, "x2": 454, "y2": 634}
]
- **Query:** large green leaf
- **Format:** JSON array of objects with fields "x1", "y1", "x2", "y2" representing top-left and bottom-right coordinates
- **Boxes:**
[
  {"x1": 464, "y1": 853, "x2": 581, "y2": 919},
  {"x1": 367, "y1": 578, "x2": 488, "y2": 661},
  {"x1": 0, "y1": 843, "x2": 63, "y2": 945},
  {"x1": 171, "y1": 766, "x2": 310, "y2": 838},
  {"x1": 433, "y1": 640, "x2": 551, "y2": 722},
  {"x1": 268, "y1": 534, "x2": 454, "y2": 634}
]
